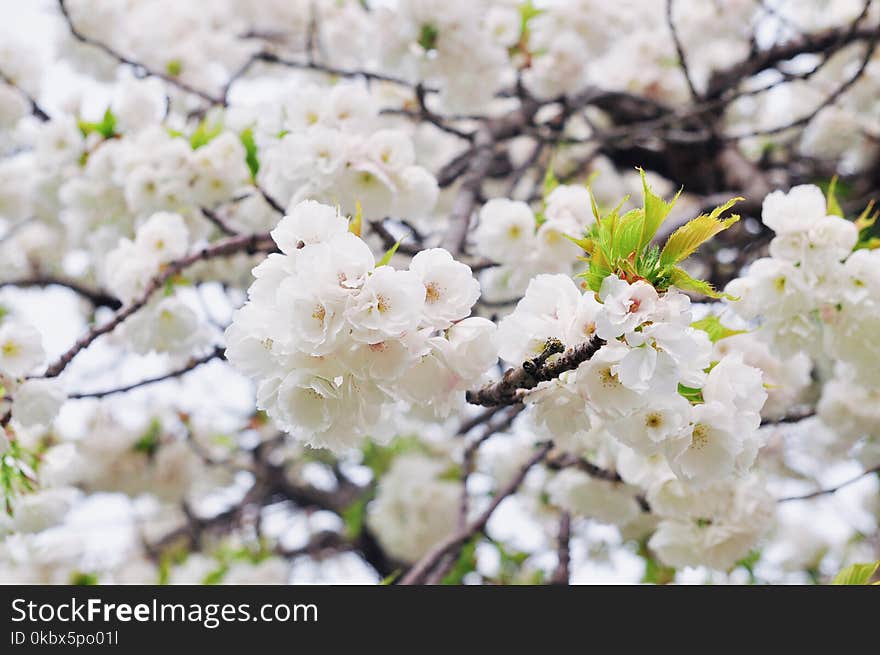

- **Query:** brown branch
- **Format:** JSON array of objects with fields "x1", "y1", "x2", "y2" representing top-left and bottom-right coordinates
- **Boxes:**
[
  {"x1": 256, "y1": 51, "x2": 424, "y2": 91},
  {"x1": 545, "y1": 451, "x2": 623, "y2": 483},
  {"x1": 68, "y1": 346, "x2": 226, "y2": 399},
  {"x1": 724, "y1": 25, "x2": 880, "y2": 141},
  {"x1": 778, "y1": 466, "x2": 880, "y2": 502},
  {"x1": 40, "y1": 231, "x2": 275, "y2": 378},
  {"x1": 57, "y1": 0, "x2": 223, "y2": 105},
  {"x1": 368, "y1": 220, "x2": 422, "y2": 257},
  {"x1": 760, "y1": 407, "x2": 816, "y2": 426},
  {"x1": 0, "y1": 70, "x2": 49, "y2": 121},
  {"x1": 707, "y1": 23, "x2": 880, "y2": 98},
  {"x1": 440, "y1": 127, "x2": 494, "y2": 254},
  {"x1": 466, "y1": 335, "x2": 606, "y2": 407},
  {"x1": 550, "y1": 512, "x2": 571, "y2": 585},
  {"x1": 0, "y1": 276, "x2": 121, "y2": 309},
  {"x1": 666, "y1": 0, "x2": 701, "y2": 102},
  {"x1": 439, "y1": 91, "x2": 541, "y2": 254},
  {"x1": 399, "y1": 441, "x2": 553, "y2": 585},
  {"x1": 255, "y1": 182, "x2": 286, "y2": 215},
  {"x1": 200, "y1": 206, "x2": 239, "y2": 236},
  {"x1": 459, "y1": 406, "x2": 524, "y2": 529}
]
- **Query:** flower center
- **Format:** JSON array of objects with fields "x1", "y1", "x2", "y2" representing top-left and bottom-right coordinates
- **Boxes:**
[
  {"x1": 691, "y1": 423, "x2": 709, "y2": 450},
  {"x1": 312, "y1": 304, "x2": 326, "y2": 324},
  {"x1": 425, "y1": 281, "x2": 442, "y2": 304},
  {"x1": 599, "y1": 366, "x2": 619, "y2": 388}
]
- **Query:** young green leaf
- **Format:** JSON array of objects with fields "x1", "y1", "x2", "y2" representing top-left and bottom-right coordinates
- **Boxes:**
[
  {"x1": 659, "y1": 200, "x2": 741, "y2": 268},
  {"x1": 669, "y1": 266, "x2": 737, "y2": 300},
  {"x1": 611, "y1": 208, "x2": 646, "y2": 264},
  {"x1": 640, "y1": 168, "x2": 681, "y2": 247},
  {"x1": 826, "y1": 176, "x2": 845, "y2": 218},
  {"x1": 832, "y1": 560, "x2": 879, "y2": 585},
  {"x1": 678, "y1": 383, "x2": 704, "y2": 404},
  {"x1": 375, "y1": 239, "x2": 402, "y2": 268},
  {"x1": 690, "y1": 316, "x2": 746, "y2": 343},
  {"x1": 349, "y1": 201, "x2": 363, "y2": 237},
  {"x1": 240, "y1": 127, "x2": 260, "y2": 179},
  {"x1": 542, "y1": 161, "x2": 559, "y2": 198},
  {"x1": 190, "y1": 118, "x2": 223, "y2": 149},
  {"x1": 342, "y1": 496, "x2": 369, "y2": 540}
]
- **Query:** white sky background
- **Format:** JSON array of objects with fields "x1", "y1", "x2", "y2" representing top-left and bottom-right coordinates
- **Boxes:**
[{"x1": 1, "y1": 0, "x2": 877, "y2": 585}]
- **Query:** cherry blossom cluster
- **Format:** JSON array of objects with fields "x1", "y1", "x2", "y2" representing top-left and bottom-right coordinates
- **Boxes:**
[
  {"x1": 500, "y1": 272, "x2": 767, "y2": 487},
  {"x1": 475, "y1": 185, "x2": 595, "y2": 300},
  {"x1": 725, "y1": 184, "x2": 880, "y2": 466},
  {"x1": 257, "y1": 81, "x2": 438, "y2": 221},
  {"x1": 0, "y1": 316, "x2": 66, "y2": 432},
  {"x1": 375, "y1": 0, "x2": 517, "y2": 112},
  {"x1": 366, "y1": 453, "x2": 460, "y2": 563},
  {"x1": 225, "y1": 200, "x2": 495, "y2": 451}
]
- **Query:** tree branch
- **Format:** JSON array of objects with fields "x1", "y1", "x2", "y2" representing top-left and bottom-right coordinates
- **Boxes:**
[
  {"x1": 57, "y1": 0, "x2": 223, "y2": 105},
  {"x1": 68, "y1": 346, "x2": 226, "y2": 399},
  {"x1": 466, "y1": 336, "x2": 606, "y2": 407},
  {"x1": 778, "y1": 466, "x2": 880, "y2": 502},
  {"x1": 399, "y1": 441, "x2": 553, "y2": 585},
  {"x1": 550, "y1": 512, "x2": 571, "y2": 585},
  {"x1": 40, "y1": 231, "x2": 275, "y2": 378},
  {"x1": 0, "y1": 70, "x2": 49, "y2": 121},
  {"x1": 0, "y1": 276, "x2": 121, "y2": 310}
]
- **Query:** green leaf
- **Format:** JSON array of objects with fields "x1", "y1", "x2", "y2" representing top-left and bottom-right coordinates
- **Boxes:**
[
  {"x1": 678, "y1": 382, "x2": 704, "y2": 404},
  {"x1": 375, "y1": 239, "x2": 402, "y2": 268},
  {"x1": 418, "y1": 23, "x2": 439, "y2": 51},
  {"x1": 826, "y1": 176, "x2": 845, "y2": 218},
  {"x1": 240, "y1": 127, "x2": 259, "y2": 179},
  {"x1": 611, "y1": 208, "x2": 646, "y2": 264},
  {"x1": 78, "y1": 107, "x2": 117, "y2": 139},
  {"x1": 542, "y1": 162, "x2": 559, "y2": 198},
  {"x1": 583, "y1": 251, "x2": 614, "y2": 294},
  {"x1": 349, "y1": 201, "x2": 362, "y2": 237},
  {"x1": 380, "y1": 570, "x2": 401, "y2": 585},
  {"x1": 520, "y1": 0, "x2": 544, "y2": 33},
  {"x1": 669, "y1": 266, "x2": 736, "y2": 300},
  {"x1": 441, "y1": 537, "x2": 479, "y2": 585},
  {"x1": 659, "y1": 201, "x2": 741, "y2": 268},
  {"x1": 70, "y1": 571, "x2": 99, "y2": 585},
  {"x1": 832, "y1": 560, "x2": 879, "y2": 585},
  {"x1": 341, "y1": 496, "x2": 369, "y2": 540},
  {"x1": 438, "y1": 464, "x2": 463, "y2": 482},
  {"x1": 690, "y1": 316, "x2": 746, "y2": 343},
  {"x1": 360, "y1": 435, "x2": 423, "y2": 478},
  {"x1": 165, "y1": 59, "x2": 182, "y2": 77},
  {"x1": 563, "y1": 232, "x2": 594, "y2": 254},
  {"x1": 201, "y1": 565, "x2": 228, "y2": 585},
  {"x1": 134, "y1": 418, "x2": 162, "y2": 457},
  {"x1": 639, "y1": 539, "x2": 676, "y2": 585},
  {"x1": 640, "y1": 168, "x2": 681, "y2": 247},
  {"x1": 190, "y1": 118, "x2": 223, "y2": 149}
]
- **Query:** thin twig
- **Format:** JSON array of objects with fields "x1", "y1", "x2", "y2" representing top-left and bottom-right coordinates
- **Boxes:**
[
  {"x1": 57, "y1": 0, "x2": 222, "y2": 105},
  {"x1": 778, "y1": 466, "x2": 880, "y2": 502},
  {"x1": 40, "y1": 231, "x2": 275, "y2": 378},
  {"x1": 550, "y1": 512, "x2": 571, "y2": 585},
  {"x1": 0, "y1": 276, "x2": 121, "y2": 309},
  {"x1": 68, "y1": 346, "x2": 226, "y2": 399},
  {"x1": 399, "y1": 441, "x2": 552, "y2": 585},
  {"x1": 666, "y1": 0, "x2": 701, "y2": 102}
]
